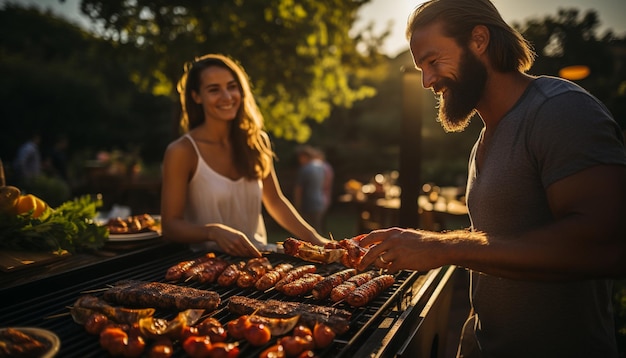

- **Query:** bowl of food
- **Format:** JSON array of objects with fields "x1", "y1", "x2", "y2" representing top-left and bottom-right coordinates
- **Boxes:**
[{"x1": 0, "y1": 327, "x2": 61, "y2": 358}]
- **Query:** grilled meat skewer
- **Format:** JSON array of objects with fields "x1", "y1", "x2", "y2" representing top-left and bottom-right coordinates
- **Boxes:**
[
  {"x1": 184, "y1": 257, "x2": 229, "y2": 283},
  {"x1": 346, "y1": 275, "x2": 395, "y2": 307},
  {"x1": 330, "y1": 270, "x2": 379, "y2": 302},
  {"x1": 311, "y1": 269, "x2": 357, "y2": 300},
  {"x1": 275, "y1": 264, "x2": 317, "y2": 291},
  {"x1": 228, "y1": 296, "x2": 351, "y2": 334},
  {"x1": 255, "y1": 263, "x2": 294, "y2": 291},
  {"x1": 237, "y1": 257, "x2": 272, "y2": 288},
  {"x1": 218, "y1": 261, "x2": 246, "y2": 286},
  {"x1": 103, "y1": 280, "x2": 220, "y2": 311},
  {"x1": 165, "y1": 253, "x2": 216, "y2": 281},
  {"x1": 278, "y1": 273, "x2": 323, "y2": 296}
]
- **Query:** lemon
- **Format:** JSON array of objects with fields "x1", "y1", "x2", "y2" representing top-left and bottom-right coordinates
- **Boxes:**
[
  {"x1": 32, "y1": 196, "x2": 48, "y2": 218},
  {"x1": 16, "y1": 194, "x2": 48, "y2": 218}
]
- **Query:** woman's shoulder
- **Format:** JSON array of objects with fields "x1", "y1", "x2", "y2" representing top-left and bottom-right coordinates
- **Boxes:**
[
  {"x1": 167, "y1": 134, "x2": 192, "y2": 149},
  {"x1": 165, "y1": 135, "x2": 196, "y2": 159}
]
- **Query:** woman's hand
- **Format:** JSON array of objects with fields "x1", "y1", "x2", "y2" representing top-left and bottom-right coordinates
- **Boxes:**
[{"x1": 207, "y1": 224, "x2": 262, "y2": 257}]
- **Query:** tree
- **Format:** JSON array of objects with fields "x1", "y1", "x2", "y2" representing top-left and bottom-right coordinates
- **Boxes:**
[
  {"x1": 310, "y1": 7, "x2": 626, "y2": 191},
  {"x1": 79, "y1": 0, "x2": 386, "y2": 142},
  {"x1": 514, "y1": 8, "x2": 626, "y2": 121},
  {"x1": 0, "y1": 3, "x2": 173, "y2": 169}
]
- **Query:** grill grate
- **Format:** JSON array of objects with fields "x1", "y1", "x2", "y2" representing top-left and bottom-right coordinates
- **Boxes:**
[{"x1": 0, "y1": 248, "x2": 421, "y2": 357}]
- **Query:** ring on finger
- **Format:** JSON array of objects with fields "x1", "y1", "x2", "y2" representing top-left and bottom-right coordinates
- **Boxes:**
[{"x1": 378, "y1": 254, "x2": 390, "y2": 265}]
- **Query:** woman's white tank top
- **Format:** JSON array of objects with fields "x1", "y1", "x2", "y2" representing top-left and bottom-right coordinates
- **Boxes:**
[{"x1": 184, "y1": 134, "x2": 267, "y2": 251}]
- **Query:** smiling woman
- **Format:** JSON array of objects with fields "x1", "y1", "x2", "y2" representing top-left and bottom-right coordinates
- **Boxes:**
[{"x1": 159, "y1": 54, "x2": 328, "y2": 258}]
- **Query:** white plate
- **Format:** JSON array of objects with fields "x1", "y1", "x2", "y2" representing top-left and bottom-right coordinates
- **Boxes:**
[
  {"x1": 99, "y1": 214, "x2": 162, "y2": 241},
  {"x1": 0, "y1": 327, "x2": 60, "y2": 358},
  {"x1": 108, "y1": 230, "x2": 161, "y2": 241}
]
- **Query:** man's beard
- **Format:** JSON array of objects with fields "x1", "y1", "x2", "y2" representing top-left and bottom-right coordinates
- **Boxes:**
[{"x1": 436, "y1": 49, "x2": 487, "y2": 132}]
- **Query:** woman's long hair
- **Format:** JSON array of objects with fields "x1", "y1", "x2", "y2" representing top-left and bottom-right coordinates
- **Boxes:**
[
  {"x1": 406, "y1": 0, "x2": 535, "y2": 72},
  {"x1": 177, "y1": 54, "x2": 274, "y2": 179}
]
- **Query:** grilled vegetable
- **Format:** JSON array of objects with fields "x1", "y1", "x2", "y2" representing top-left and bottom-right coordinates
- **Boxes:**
[
  {"x1": 248, "y1": 314, "x2": 301, "y2": 336},
  {"x1": 71, "y1": 295, "x2": 155, "y2": 325},
  {"x1": 228, "y1": 296, "x2": 351, "y2": 334},
  {"x1": 138, "y1": 309, "x2": 205, "y2": 339}
]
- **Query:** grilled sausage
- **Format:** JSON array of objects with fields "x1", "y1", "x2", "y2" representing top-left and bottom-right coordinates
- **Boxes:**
[
  {"x1": 279, "y1": 273, "x2": 323, "y2": 296},
  {"x1": 165, "y1": 253, "x2": 216, "y2": 281},
  {"x1": 237, "y1": 257, "x2": 272, "y2": 288},
  {"x1": 255, "y1": 263, "x2": 294, "y2": 291},
  {"x1": 217, "y1": 261, "x2": 245, "y2": 286},
  {"x1": 183, "y1": 258, "x2": 229, "y2": 283},
  {"x1": 345, "y1": 274, "x2": 395, "y2": 307},
  {"x1": 311, "y1": 269, "x2": 356, "y2": 300},
  {"x1": 329, "y1": 270, "x2": 378, "y2": 302},
  {"x1": 275, "y1": 265, "x2": 317, "y2": 291}
]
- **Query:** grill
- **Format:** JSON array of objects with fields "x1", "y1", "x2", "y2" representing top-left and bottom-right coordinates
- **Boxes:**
[{"x1": 0, "y1": 243, "x2": 454, "y2": 357}]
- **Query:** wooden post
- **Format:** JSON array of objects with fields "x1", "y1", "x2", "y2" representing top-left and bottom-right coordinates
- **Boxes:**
[
  {"x1": 0, "y1": 158, "x2": 5, "y2": 187},
  {"x1": 398, "y1": 67, "x2": 422, "y2": 228}
]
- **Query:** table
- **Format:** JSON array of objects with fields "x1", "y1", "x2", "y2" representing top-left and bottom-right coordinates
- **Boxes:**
[{"x1": 345, "y1": 195, "x2": 469, "y2": 232}]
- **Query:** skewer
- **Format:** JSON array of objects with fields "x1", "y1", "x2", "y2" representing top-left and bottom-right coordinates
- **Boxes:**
[
  {"x1": 331, "y1": 299, "x2": 345, "y2": 307},
  {"x1": 44, "y1": 311, "x2": 71, "y2": 319},
  {"x1": 263, "y1": 286, "x2": 276, "y2": 294},
  {"x1": 198, "y1": 310, "x2": 217, "y2": 321},
  {"x1": 80, "y1": 286, "x2": 110, "y2": 294}
]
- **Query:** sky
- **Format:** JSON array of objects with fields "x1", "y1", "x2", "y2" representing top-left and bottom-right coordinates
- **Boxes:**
[
  {"x1": 6, "y1": 0, "x2": 626, "y2": 57},
  {"x1": 355, "y1": 0, "x2": 626, "y2": 56}
]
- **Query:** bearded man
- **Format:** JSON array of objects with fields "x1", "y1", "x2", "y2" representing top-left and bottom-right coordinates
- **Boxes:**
[{"x1": 357, "y1": 0, "x2": 626, "y2": 357}]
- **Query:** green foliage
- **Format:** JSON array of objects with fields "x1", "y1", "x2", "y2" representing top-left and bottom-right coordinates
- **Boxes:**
[
  {"x1": 0, "y1": 195, "x2": 107, "y2": 253},
  {"x1": 0, "y1": 4, "x2": 175, "y2": 167},
  {"x1": 79, "y1": 0, "x2": 384, "y2": 141},
  {"x1": 21, "y1": 175, "x2": 72, "y2": 208},
  {"x1": 0, "y1": 2, "x2": 624, "y2": 198}
]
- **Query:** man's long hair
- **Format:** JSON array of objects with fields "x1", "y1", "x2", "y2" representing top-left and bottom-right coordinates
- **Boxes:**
[
  {"x1": 177, "y1": 54, "x2": 274, "y2": 179},
  {"x1": 406, "y1": 0, "x2": 536, "y2": 72}
]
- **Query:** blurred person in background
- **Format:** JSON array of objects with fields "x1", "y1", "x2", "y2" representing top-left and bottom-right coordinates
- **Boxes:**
[
  {"x1": 46, "y1": 134, "x2": 70, "y2": 183},
  {"x1": 160, "y1": 54, "x2": 328, "y2": 257},
  {"x1": 13, "y1": 131, "x2": 42, "y2": 186},
  {"x1": 318, "y1": 148, "x2": 334, "y2": 232},
  {"x1": 358, "y1": 0, "x2": 626, "y2": 357},
  {"x1": 293, "y1": 145, "x2": 327, "y2": 233}
]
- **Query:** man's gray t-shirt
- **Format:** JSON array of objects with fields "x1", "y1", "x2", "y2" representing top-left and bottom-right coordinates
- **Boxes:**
[
  {"x1": 465, "y1": 76, "x2": 625, "y2": 357},
  {"x1": 296, "y1": 160, "x2": 326, "y2": 214}
]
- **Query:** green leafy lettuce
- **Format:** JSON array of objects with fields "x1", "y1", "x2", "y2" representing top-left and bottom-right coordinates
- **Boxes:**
[{"x1": 0, "y1": 195, "x2": 108, "y2": 253}]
